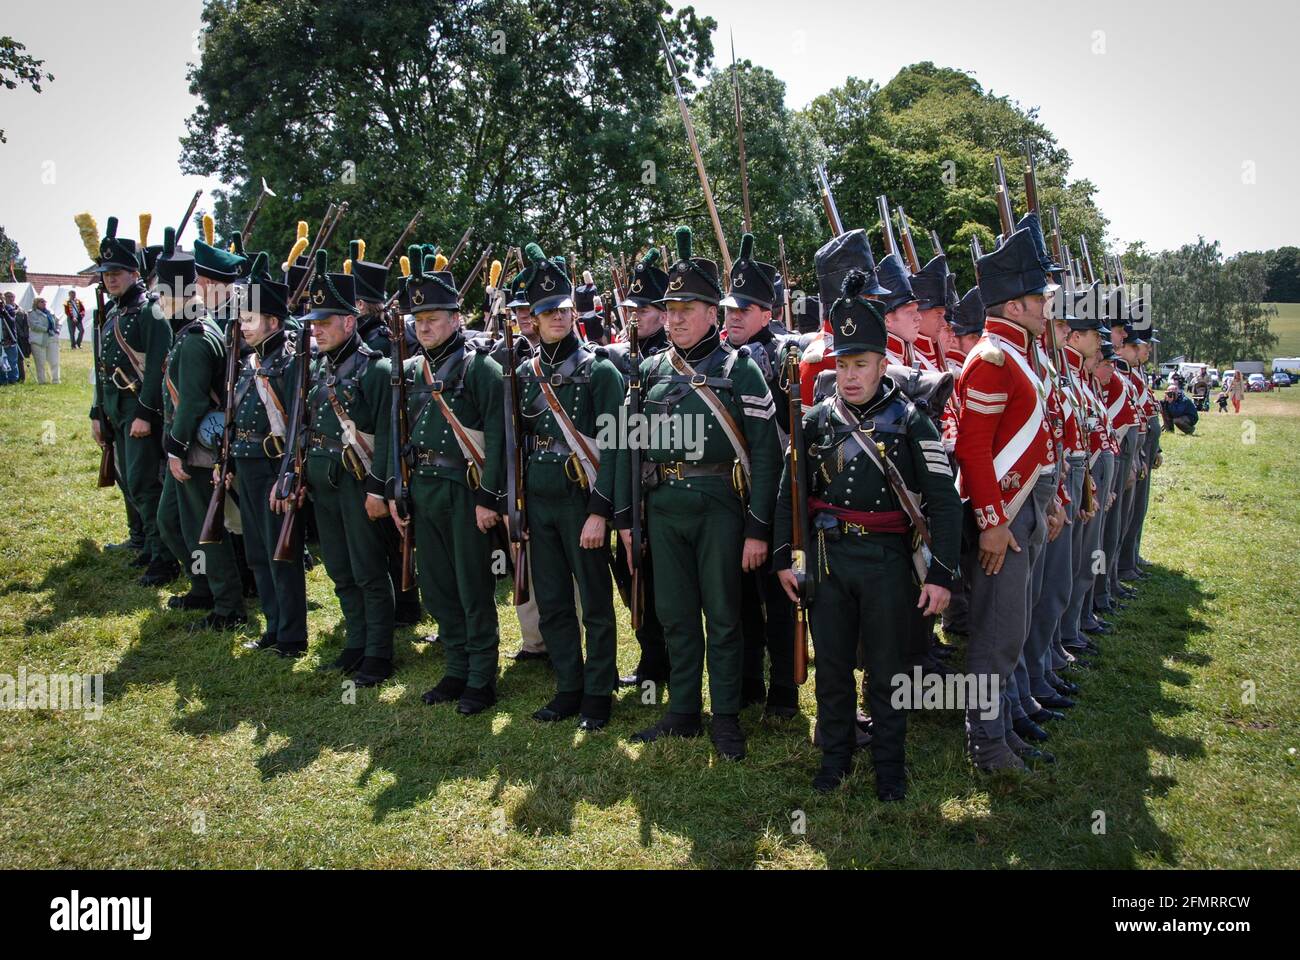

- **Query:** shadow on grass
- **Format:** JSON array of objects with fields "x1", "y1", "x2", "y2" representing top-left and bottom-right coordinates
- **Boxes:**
[
  {"x1": 13, "y1": 537, "x2": 159, "y2": 632},
  {"x1": 92, "y1": 555, "x2": 1214, "y2": 868}
]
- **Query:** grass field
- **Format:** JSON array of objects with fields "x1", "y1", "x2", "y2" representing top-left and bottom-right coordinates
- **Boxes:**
[
  {"x1": 1267, "y1": 302, "x2": 1300, "y2": 359},
  {"x1": 1, "y1": 348, "x2": 1297, "y2": 869}
]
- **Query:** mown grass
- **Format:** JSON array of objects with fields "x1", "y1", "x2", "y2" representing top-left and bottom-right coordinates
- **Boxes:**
[
  {"x1": 1, "y1": 349, "x2": 1296, "y2": 868},
  {"x1": 1266, "y1": 302, "x2": 1300, "y2": 359}
]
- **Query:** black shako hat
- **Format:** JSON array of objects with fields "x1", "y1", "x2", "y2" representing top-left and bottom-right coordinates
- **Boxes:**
[
  {"x1": 154, "y1": 226, "x2": 196, "y2": 290},
  {"x1": 791, "y1": 292, "x2": 822, "y2": 334},
  {"x1": 522, "y1": 242, "x2": 574, "y2": 315},
  {"x1": 720, "y1": 233, "x2": 778, "y2": 310},
  {"x1": 828, "y1": 270, "x2": 889, "y2": 357},
  {"x1": 407, "y1": 252, "x2": 461, "y2": 313},
  {"x1": 977, "y1": 227, "x2": 1050, "y2": 308},
  {"x1": 950, "y1": 286, "x2": 986, "y2": 337},
  {"x1": 241, "y1": 252, "x2": 290, "y2": 321},
  {"x1": 303, "y1": 250, "x2": 359, "y2": 321},
  {"x1": 910, "y1": 254, "x2": 950, "y2": 311},
  {"x1": 621, "y1": 248, "x2": 669, "y2": 308},
  {"x1": 815, "y1": 228, "x2": 889, "y2": 308},
  {"x1": 876, "y1": 254, "x2": 918, "y2": 314},
  {"x1": 1016, "y1": 212, "x2": 1062, "y2": 278},
  {"x1": 347, "y1": 240, "x2": 389, "y2": 305},
  {"x1": 657, "y1": 226, "x2": 723, "y2": 306},
  {"x1": 90, "y1": 217, "x2": 140, "y2": 274}
]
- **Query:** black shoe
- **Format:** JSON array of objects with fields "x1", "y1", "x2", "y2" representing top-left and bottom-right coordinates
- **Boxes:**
[
  {"x1": 130, "y1": 551, "x2": 153, "y2": 568},
  {"x1": 1013, "y1": 745, "x2": 1056, "y2": 767},
  {"x1": 105, "y1": 538, "x2": 144, "y2": 552},
  {"x1": 710, "y1": 714, "x2": 746, "y2": 761},
  {"x1": 741, "y1": 678, "x2": 767, "y2": 709},
  {"x1": 352, "y1": 657, "x2": 394, "y2": 687},
  {"x1": 630, "y1": 712, "x2": 703, "y2": 743},
  {"x1": 138, "y1": 559, "x2": 180, "y2": 586},
  {"x1": 1038, "y1": 694, "x2": 1075, "y2": 710},
  {"x1": 1116, "y1": 584, "x2": 1138, "y2": 598},
  {"x1": 875, "y1": 771, "x2": 907, "y2": 802},
  {"x1": 457, "y1": 685, "x2": 497, "y2": 715},
  {"x1": 533, "y1": 690, "x2": 583, "y2": 723},
  {"x1": 169, "y1": 591, "x2": 215, "y2": 611},
  {"x1": 1065, "y1": 656, "x2": 1094, "y2": 669},
  {"x1": 197, "y1": 611, "x2": 248, "y2": 632},
  {"x1": 394, "y1": 603, "x2": 423, "y2": 627},
  {"x1": 319, "y1": 648, "x2": 366, "y2": 674},
  {"x1": 242, "y1": 632, "x2": 278, "y2": 651},
  {"x1": 1013, "y1": 716, "x2": 1049, "y2": 742},
  {"x1": 274, "y1": 642, "x2": 308, "y2": 659},
  {"x1": 578, "y1": 694, "x2": 612, "y2": 732},
  {"x1": 1029, "y1": 708, "x2": 1065, "y2": 725},
  {"x1": 512, "y1": 649, "x2": 549, "y2": 662},
  {"x1": 931, "y1": 644, "x2": 956, "y2": 660},
  {"x1": 1052, "y1": 679, "x2": 1081, "y2": 696},
  {"x1": 1081, "y1": 622, "x2": 1112, "y2": 635},
  {"x1": 764, "y1": 685, "x2": 800, "y2": 720},
  {"x1": 812, "y1": 763, "x2": 850, "y2": 793},
  {"x1": 422, "y1": 675, "x2": 467, "y2": 705}
]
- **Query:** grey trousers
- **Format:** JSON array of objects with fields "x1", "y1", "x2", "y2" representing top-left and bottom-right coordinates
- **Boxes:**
[
  {"x1": 1119, "y1": 417, "x2": 1160, "y2": 575},
  {"x1": 965, "y1": 474, "x2": 1054, "y2": 749},
  {"x1": 1099, "y1": 430, "x2": 1136, "y2": 605},
  {"x1": 1027, "y1": 463, "x2": 1084, "y2": 698},
  {"x1": 1072, "y1": 451, "x2": 1114, "y2": 637}
]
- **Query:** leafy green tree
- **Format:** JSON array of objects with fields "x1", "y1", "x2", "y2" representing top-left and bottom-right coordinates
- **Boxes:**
[
  {"x1": 0, "y1": 225, "x2": 26, "y2": 281},
  {"x1": 0, "y1": 36, "x2": 53, "y2": 144},
  {"x1": 1264, "y1": 246, "x2": 1300, "y2": 302}
]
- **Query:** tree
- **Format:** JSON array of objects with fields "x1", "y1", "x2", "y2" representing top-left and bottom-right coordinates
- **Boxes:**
[
  {"x1": 0, "y1": 225, "x2": 26, "y2": 281},
  {"x1": 1264, "y1": 246, "x2": 1300, "y2": 302},
  {"x1": 183, "y1": 0, "x2": 715, "y2": 272},
  {"x1": 0, "y1": 36, "x2": 54, "y2": 144}
]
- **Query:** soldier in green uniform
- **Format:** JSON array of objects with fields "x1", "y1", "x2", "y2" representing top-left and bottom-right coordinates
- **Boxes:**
[
  {"x1": 231, "y1": 253, "x2": 308, "y2": 657},
  {"x1": 89, "y1": 217, "x2": 176, "y2": 586},
  {"x1": 775, "y1": 270, "x2": 962, "y2": 797},
  {"x1": 512, "y1": 243, "x2": 623, "y2": 730},
  {"x1": 280, "y1": 251, "x2": 394, "y2": 686},
  {"x1": 154, "y1": 229, "x2": 248, "y2": 630},
  {"x1": 387, "y1": 253, "x2": 505, "y2": 715},
  {"x1": 192, "y1": 219, "x2": 245, "y2": 332},
  {"x1": 617, "y1": 226, "x2": 782, "y2": 760}
]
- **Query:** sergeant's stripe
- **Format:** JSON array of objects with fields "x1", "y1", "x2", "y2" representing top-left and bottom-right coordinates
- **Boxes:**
[{"x1": 965, "y1": 400, "x2": 1006, "y2": 415}]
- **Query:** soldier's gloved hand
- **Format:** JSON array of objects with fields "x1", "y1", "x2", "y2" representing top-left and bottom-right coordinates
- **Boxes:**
[
  {"x1": 617, "y1": 529, "x2": 633, "y2": 574},
  {"x1": 777, "y1": 568, "x2": 800, "y2": 604},
  {"x1": 476, "y1": 506, "x2": 498, "y2": 533},
  {"x1": 1047, "y1": 501, "x2": 1066, "y2": 542},
  {"x1": 579, "y1": 514, "x2": 606, "y2": 549},
  {"x1": 364, "y1": 493, "x2": 388, "y2": 521},
  {"x1": 978, "y1": 524, "x2": 1020, "y2": 576},
  {"x1": 168, "y1": 454, "x2": 191, "y2": 483},
  {"x1": 741, "y1": 538, "x2": 768, "y2": 573},
  {"x1": 916, "y1": 583, "x2": 951, "y2": 617},
  {"x1": 129, "y1": 417, "x2": 152, "y2": 439}
]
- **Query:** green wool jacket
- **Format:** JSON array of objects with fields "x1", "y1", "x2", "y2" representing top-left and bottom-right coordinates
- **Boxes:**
[
  {"x1": 516, "y1": 329, "x2": 623, "y2": 518},
  {"x1": 231, "y1": 329, "x2": 296, "y2": 461},
  {"x1": 308, "y1": 333, "x2": 393, "y2": 497},
  {"x1": 614, "y1": 331, "x2": 781, "y2": 542},
  {"x1": 92, "y1": 283, "x2": 171, "y2": 426},
  {"x1": 161, "y1": 311, "x2": 226, "y2": 462}
]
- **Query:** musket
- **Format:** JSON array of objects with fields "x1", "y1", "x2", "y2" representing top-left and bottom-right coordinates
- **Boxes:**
[
  {"x1": 897, "y1": 205, "x2": 921, "y2": 273},
  {"x1": 877, "y1": 195, "x2": 900, "y2": 260},
  {"x1": 240, "y1": 177, "x2": 276, "y2": 240},
  {"x1": 388, "y1": 288, "x2": 415, "y2": 591},
  {"x1": 198, "y1": 293, "x2": 243, "y2": 544},
  {"x1": 458, "y1": 246, "x2": 492, "y2": 299},
  {"x1": 1022, "y1": 142, "x2": 1040, "y2": 215},
  {"x1": 784, "y1": 344, "x2": 811, "y2": 684},
  {"x1": 816, "y1": 164, "x2": 844, "y2": 236},
  {"x1": 731, "y1": 30, "x2": 752, "y2": 234},
  {"x1": 174, "y1": 190, "x2": 203, "y2": 244},
  {"x1": 92, "y1": 283, "x2": 115, "y2": 487},
  {"x1": 1079, "y1": 235, "x2": 1096, "y2": 285},
  {"x1": 445, "y1": 224, "x2": 474, "y2": 270},
  {"x1": 382, "y1": 208, "x2": 424, "y2": 268},
  {"x1": 993, "y1": 155, "x2": 1015, "y2": 238},
  {"x1": 777, "y1": 235, "x2": 794, "y2": 332},
  {"x1": 613, "y1": 262, "x2": 645, "y2": 629},
  {"x1": 501, "y1": 308, "x2": 530, "y2": 604},
  {"x1": 970, "y1": 236, "x2": 984, "y2": 282},
  {"x1": 658, "y1": 22, "x2": 731, "y2": 274},
  {"x1": 1049, "y1": 211, "x2": 1097, "y2": 514},
  {"x1": 929, "y1": 229, "x2": 945, "y2": 258},
  {"x1": 1048, "y1": 206, "x2": 1065, "y2": 268}
]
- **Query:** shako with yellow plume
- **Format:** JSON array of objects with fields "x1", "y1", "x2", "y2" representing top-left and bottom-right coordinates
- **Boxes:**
[
  {"x1": 87, "y1": 215, "x2": 143, "y2": 275},
  {"x1": 346, "y1": 238, "x2": 390, "y2": 306},
  {"x1": 193, "y1": 212, "x2": 246, "y2": 283}
]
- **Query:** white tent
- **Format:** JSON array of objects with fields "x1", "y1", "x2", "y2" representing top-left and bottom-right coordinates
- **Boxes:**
[
  {"x1": 38, "y1": 285, "x2": 98, "y2": 340},
  {"x1": 0, "y1": 281, "x2": 35, "y2": 311}
]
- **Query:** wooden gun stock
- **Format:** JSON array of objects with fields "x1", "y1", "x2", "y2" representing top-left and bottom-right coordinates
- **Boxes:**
[
  {"x1": 877, "y1": 195, "x2": 899, "y2": 259},
  {"x1": 785, "y1": 347, "x2": 811, "y2": 684},
  {"x1": 199, "y1": 310, "x2": 242, "y2": 544}
]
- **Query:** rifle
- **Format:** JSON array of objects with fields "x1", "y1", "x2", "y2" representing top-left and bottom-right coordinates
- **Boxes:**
[
  {"x1": 970, "y1": 235, "x2": 985, "y2": 281},
  {"x1": 388, "y1": 293, "x2": 415, "y2": 591},
  {"x1": 382, "y1": 208, "x2": 424, "y2": 268},
  {"x1": 815, "y1": 164, "x2": 843, "y2": 236},
  {"x1": 445, "y1": 224, "x2": 474, "y2": 270},
  {"x1": 198, "y1": 294, "x2": 243, "y2": 543},
  {"x1": 1049, "y1": 207, "x2": 1097, "y2": 514},
  {"x1": 993, "y1": 155, "x2": 1015, "y2": 239},
  {"x1": 929, "y1": 229, "x2": 945, "y2": 259},
  {"x1": 1079, "y1": 235, "x2": 1096, "y2": 284},
  {"x1": 897, "y1": 205, "x2": 921, "y2": 273},
  {"x1": 877, "y1": 195, "x2": 899, "y2": 259},
  {"x1": 93, "y1": 284, "x2": 115, "y2": 487},
  {"x1": 175, "y1": 190, "x2": 202, "y2": 244},
  {"x1": 784, "y1": 345, "x2": 811, "y2": 684},
  {"x1": 777, "y1": 235, "x2": 794, "y2": 332},
  {"x1": 501, "y1": 311, "x2": 530, "y2": 604},
  {"x1": 458, "y1": 246, "x2": 492, "y2": 299},
  {"x1": 241, "y1": 177, "x2": 276, "y2": 241},
  {"x1": 731, "y1": 30, "x2": 752, "y2": 234},
  {"x1": 658, "y1": 22, "x2": 731, "y2": 274},
  {"x1": 614, "y1": 264, "x2": 645, "y2": 629},
  {"x1": 271, "y1": 204, "x2": 348, "y2": 561}
]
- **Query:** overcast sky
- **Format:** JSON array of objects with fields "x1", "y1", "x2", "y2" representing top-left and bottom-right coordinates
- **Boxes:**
[{"x1": 2, "y1": 0, "x2": 1293, "y2": 271}]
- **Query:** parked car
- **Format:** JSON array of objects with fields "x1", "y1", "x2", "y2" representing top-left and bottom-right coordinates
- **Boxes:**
[
  {"x1": 1208, "y1": 369, "x2": 1221, "y2": 387},
  {"x1": 1272, "y1": 372, "x2": 1291, "y2": 388},
  {"x1": 1247, "y1": 373, "x2": 1268, "y2": 392}
]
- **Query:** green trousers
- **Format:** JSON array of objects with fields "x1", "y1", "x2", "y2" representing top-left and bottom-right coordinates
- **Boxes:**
[
  {"x1": 111, "y1": 415, "x2": 164, "y2": 562},
  {"x1": 809, "y1": 533, "x2": 913, "y2": 771},
  {"x1": 307, "y1": 457, "x2": 394, "y2": 659},
  {"x1": 528, "y1": 487, "x2": 618, "y2": 697},
  {"x1": 411, "y1": 475, "x2": 498, "y2": 688},
  {"x1": 647, "y1": 484, "x2": 744, "y2": 716},
  {"x1": 156, "y1": 466, "x2": 244, "y2": 616},
  {"x1": 235, "y1": 458, "x2": 307, "y2": 647}
]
